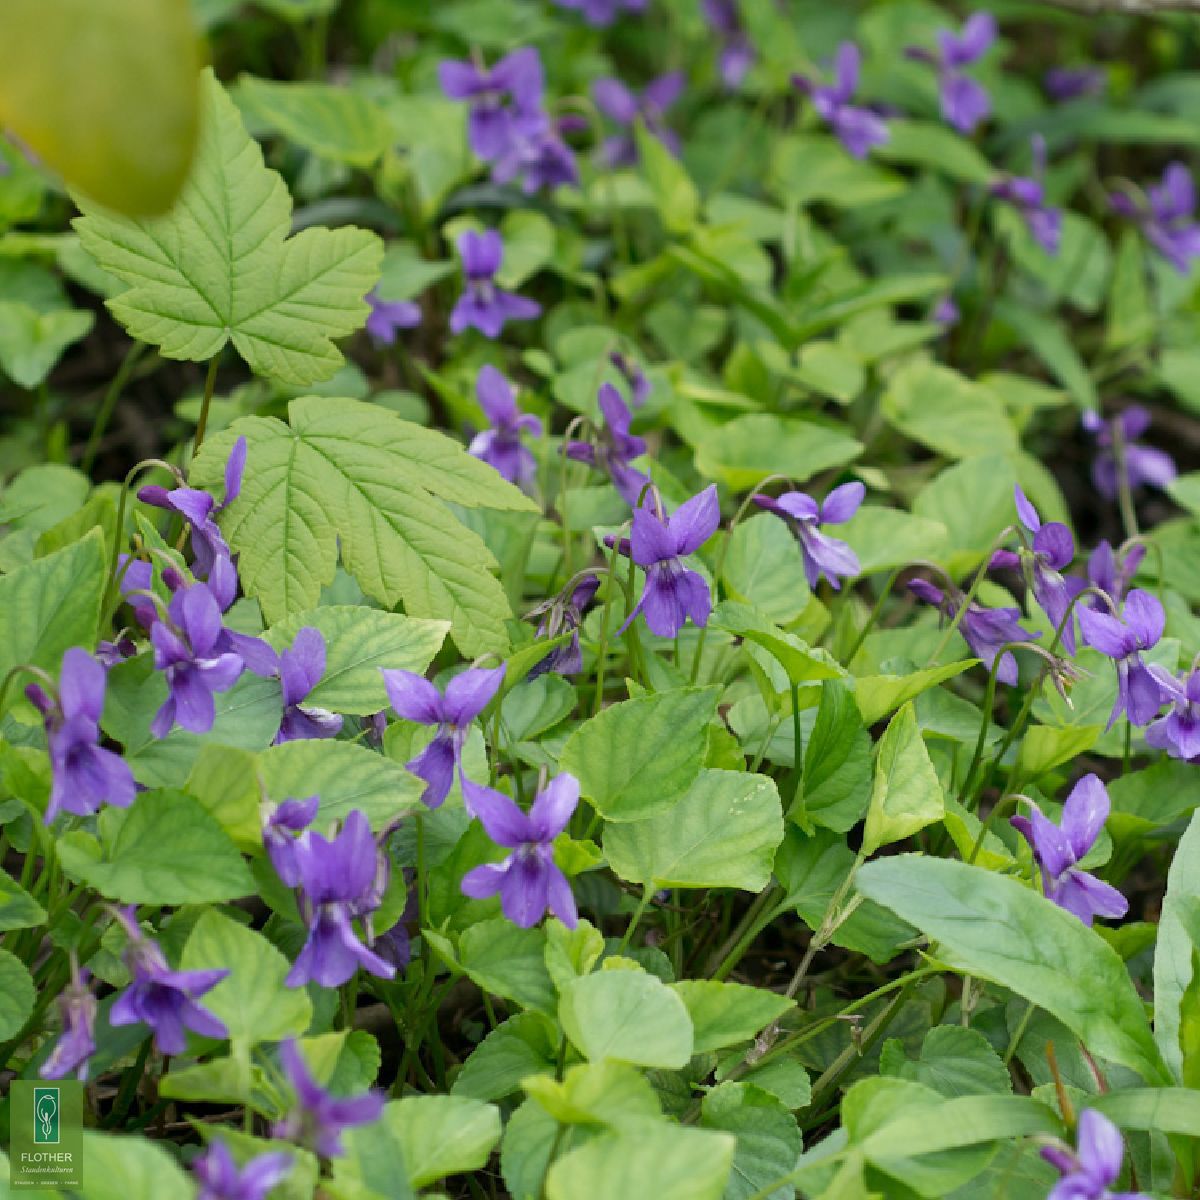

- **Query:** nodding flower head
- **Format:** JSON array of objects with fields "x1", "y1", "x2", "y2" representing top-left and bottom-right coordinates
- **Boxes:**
[
  {"x1": 991, "y1": 136, "x2": 1061, "y2": 255},
  {"x1": 450, "y1": 231, "x2": 541, "y2": 339},
  {"x1": 753, "y1": 482, "x2": 864, "y2": 591},
  {"x1": 563, "y1": 383, "x2": 649, "y2": 507},
  {"x1": 1082, "y1": 405, "x2": 1176, "y2": 500},
  {"x1": 1111, "y1": 162, "x2": 1200, "y2": 274},
  {"x1": 906, "y1": 12, "x2": 996, "y2": 134},
  {"x1": 468, "y1": 365, "x2": 543, "y2": 487},
  {"x1": 793, "y1": 43, "x2": 889, "y2": 159}
]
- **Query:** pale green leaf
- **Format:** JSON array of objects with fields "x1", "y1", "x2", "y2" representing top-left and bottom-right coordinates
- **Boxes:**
[
  {"x1": 695, "y1": 414, "x2": 862, "y2": 492},
  {"x1": 0, "y1": 302, "x2": 93, "y2": 388},
  {"x1": 861, "y1": 703, "x2": 945, "y2": 856},
  {"x1": 0, "y1": 948, "x2": 34, "y2": 1040},
  {"x1": 672, "y1": 980, "x2": 794, "y2": 1054},
  {"x1": 0, "y1": 865, "x2": 46, "y2": 932},
  {"x1": 74, "y1": 1133, "x2": 192, "y2": 1200},
  {"x1": 882, "y1": 362, "x2": 1017, "y2": 460},
  {"x1": 380, "y1": 1096, "x2": 501, "y2": 1189}
]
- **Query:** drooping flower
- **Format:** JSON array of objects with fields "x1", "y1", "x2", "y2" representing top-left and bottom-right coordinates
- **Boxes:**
[
  {"x1": 906, "y1": 13, "x2": 996, "y2": 134},
  {"x1": 593, "y1": 73, "x2": 684, "y2": 167},
  {"x1": 490, "y1": 110, "x2": 579, "y2": 194},
  {"x1": 139, "y1": 437, "x2": 246, "y2": 580},
  {"x1": 468, "y1": 365, "x2": 543, "y2": 486},
  {"x1": 1081, "y1": 540, "x2": 1145, "y2": 612},
  {"x1": 150, "y1": 582, "x2": 248, "y2": 738},
  {"x1": 461, "y1": 773, "x2": 580, "y2": 928},
  {"x1": 992, "y1": 486, "x2": 1076, "y2": 651},
  {"x1": 1082, "y1": 406, "x2": 1177, "y2": 500},
  {"x1": 991, "y1": 135, "x2": 1062, "y2": 255},
  {"x1": 26, "y1": 648, "x2": 136, "y2": 825},
  {"x1": 553, "y1": 0, "x2": 646, "y2": 28},
  {"x1": 908, "y1": 579, "x2": 1038, "y2": 686},
  {"x1": 563, "y1": 383, "x2": 650, "y2": 506},
  {"x1": 1041, "y1": 1109, "x2": 1147, "y2": 1199},
  {"x1": 622, "y1": 486, "x2": 720, "y2": 639},
  {"x1": 286, "y1": 810, "x2": 394, "y2": 989},
  {"x1": 1111, "y1": 162, "x2": 1200, "y2": 274},
  {"x1": 273, "y1": 1038, "x2": 384, "y2": 1159},
  {"x1": 438, "y1": 48, "x2": 544, "y2": 160},
  {"x1": 193, "y1": 1142, "x2": 293, "y2": 1200},
  {"x1": 793, "y1": 43, "x2": 889, "y2": 159},
  {"x1": 753, "y1": 482, "x2": 864, "y2": 591},
  {"x1": 609, "y1": 350, "x2": 651, "y2": 408},
  {"x1": 262, "y1": 795, "x2": 320, "y2": 888},
  {"x1": 40, "y1": 962, "x2": 96, "y2": 1081},
  {"x1": 365, "y1": 291, "x2": 421, "y2": 345},
  {"x1": 1145, "y1": 664, "x2": 1200, "y2": 760},
  {"x1": 1078, "y1": 588, "x2": 1165, "y2": 728},
  {"x1": 1044, "y1": 65, "x2": 1105, "y2": 102},
  {"x1": 527, "y1": 574, "x2": 602, "y2": 679},
  {"x1": 380, "y1": 665, "x2": 506, "y2": 808},
  {"x1": 702, "y1": 0, "x2": 755, "y2": 89},
  {"x1": 450, "y1": 231, "x2": 541, "y2": 339},
  {"x1": 1011, "y1": 775, "x2": 1127, "y2": 926},
  {"x1": 275, "y1": 628, "x2": 342, "y2": 745},
  {"x1": 109, "y1": 907, "x2": 229, "y2": 1055}
]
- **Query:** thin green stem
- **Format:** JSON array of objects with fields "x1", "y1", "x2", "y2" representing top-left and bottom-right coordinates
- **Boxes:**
[
  {"x1": 191, "y1": 356, "x2": 221, "y2": 462},
  {"x1": 616, "y1": 884, "x2": 654, "y2": 956},
  {"x1": 81, "y1": 342, "x2": 148, "y2": 474}
]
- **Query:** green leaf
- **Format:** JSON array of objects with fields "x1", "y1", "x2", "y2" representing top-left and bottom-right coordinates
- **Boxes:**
[
  {"x1": 0, "y1": 529, "x2": 105, "y2": 718},
  {"x1": 56, "y1": 788, "x2": 254, "y2": 905},
  {"x1": 880, "y1": 1026, "x2": 1012, "y2": 1098},
  {"x1": 913, "y1": 454, "x2": 1019, "y2": 576},
  {"x1": 0, "y1": 863, "x2": 46, "y2": 932},
  {"x1": 74, "y1": 68, "x2": 383, "y2": 386},
  {"x1": 695, "y1": 415, "x2": 862, "y2": 492},
  {"x1": 721, "y1": 514, "x2": 811, "y2": 625},
  {"x1": 798, "y1": 679, "x2": 872, "y2": 834},
  {"x1": 452, "y1": 1013, "x2": 558, "y2": 1102},
  {"x1": 182, "y1": 909, "x2": 311, "y2": 1046},
  {"x1": 1106, "y1": 227, "x2": 1154, "y2": 351},
  {"x1": 257, "y1": 739, "x2": 423, "y2": 830},
  {"x1": 458, "y1": 918, "x2": 557, "y2": 1015},
  {"x1": 0, "y1": 301, "x2": 93, "y2": 387},
  {"x1": 862, "y1": 703, "x2": 945, "y2": 855},
  {"x1": 497, "y1": 210, "x2": 557, "y2": 289},
  {"x1": 713, "y1": 604, "x2": 847, "y2": 690},
  {"x1": 186, "y1": 745, "x2": 261, "y2": 852},
  {"x1": 874, "y1": 119, "x2": 995, "y2": 185},
  {"x1": 501, "y1": 1100, "x2": 561, "y2": 1200},
  {"x1": 857, "y1": 855, "x2": 1169, "y2": 1084},
  {"x1": 546, "y1": 1126, "x2": 735, "y2": 1200},
  {"x1": 1089, "y1": 1087, "x2": 1200, "y2": 1138},
  {"x1": 0, "y1": 463, "x2": 90, "y2": 531},
  {"x1": 1154, "y1": 806, "x2": 1200, "y2": 1082},
  {"x1": 701, "y1": 1082, "x2": 803, "y2": 1200},
  {"x1": 881, "y1": 362, "x2": 1017, "y2": 460},
  {"x1": 523, "y1": 1061, "x2": 661, "y2": 1131},
  {"x1": 191, "y1": 397, "x2": 535, "y2": 654},
  {"x1": 771, "y1": 134, "x2": 903, "y2": 210},
  {"x1": 840, "y1": 507, "x2": 948, "y2": 576},
  {"x1": 379, "y1": 1096, "x2": 501, "y2": 1189},
  {"x1": 0, "y1": 0, "x2": 201, "y2": 216},
  {"x1": 559, "y1": 969, "x2": 694, "y2": 1068},
  {"x1": 1017, "y1": 723, "x2": 1101, "y2": 778},
  {"x1": 635, "y1": 121, "x2": 699, "y2": 234},
  {"x1": 605, "y1": 769, "x2": 783, "y2": 891},
  {"x1": 672, "y1": 980, "x2": 794, "y2": 1054},
  {"x1": 0, "y1": 948, "x2": 34, "y2": 1039},
  {"x1": 265, "y1": 606, "x2": 448, "y2": 716},
  {"x1": 237, "y1": 75, "x2": 394, "y2": 167},
  {"x1": 74, "y1": 1132, "x2": 193, "y2": 1200},
  {"x1": 560, "y1": 687, "x2": 719, "y2": 821},
  {"x1": 544, "y1": 917, "x2": 605, "y2": 993}
]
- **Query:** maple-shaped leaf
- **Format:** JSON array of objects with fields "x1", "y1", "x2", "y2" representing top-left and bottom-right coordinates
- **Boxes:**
[
  {"x1": 191, "y1": 397, "x2": 540, "y2": 656},
  {"x1": 72, "y1": 67, "x2": 382, "y2": 386}
]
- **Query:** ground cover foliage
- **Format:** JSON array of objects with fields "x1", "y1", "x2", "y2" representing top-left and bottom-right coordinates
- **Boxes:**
[{"x1": 7, "y1": 0, "x2": 1200, "y2": 1197}]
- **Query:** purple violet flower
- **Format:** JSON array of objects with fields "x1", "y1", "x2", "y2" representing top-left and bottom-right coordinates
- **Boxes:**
[
  {"x1": 1111, "y1": 162, "x2": 1200, "y2": 274},
  {"x1": 1081, "y1": 540, "x2": 1145, "y2": 613},
  {"x1": 992, "y1": 135, "x2": 1062, "y2": 255},
  {"x1": 702, "y1": 0, "x2": 754, "y2": 89},
  {"x1": 275, "y1": 628, "x2": 342, "y2": 745},
  {"x1": 563, "y1": 383, "x2": 650, "y2": 506},
  {"x1": 365, "y1": 291, "x2": 420, "y2": 346},
  {"x1": 139, "y1": 438, "x2": 246, "y2": 580},
  {"x1": 438, "y1": 48, "x2": 543, "y2": 160},
  {"x1": 286, "y1": 810, "x2": 394, "y2": 989},
  {"x1": 450, "y1": 231, "x2": 541, "y2": 339},
  {"x1": 793, "y1": 43, "x2": 889, "y2": 159},
  {"x1": 932, "y1": 296, "x2": 960, "y2": 326},
  {"x1": 263, "y1": 795, "x2": 319, "y2": 888},
  {"x1": 25, "y1": 648, "x2": 136, "y2": 825},
  {"x1": 150, "y1": 582, "x2": 248, "y2": 738},
  {"x1": 908, "y1": 579, "x2": 1038, "y2": 686},
  {"x1": 109, "y1": 907, "x2": 229, "y2": 1055},
  {"x1": 380, "y1": 665, "x2": 506, "y2": 808},
  {"x1": 461, "y1": 773, "x2": 580, "y2": 928},
  {"x1": 490, "y1": 110, "x2": 579, "y2": 194},
  {"x1": 907, "y1": 13, "x2": 996, "y2": 134},
  {"x1": 1042, "y1": 1109, "x2": 1147, "y2": 1199},
  {"x1": 610, "y1": 350, "x2": 651, "y2": 407},
  {"x1": 1146, "y1": 664, "x2": 1200, "y2": 761},
  {"x1": 527, "y1": 574, "x2": 602, "y2": 680},
  {"x1": 193, "y1": 1142, "x2": 293, "y2": 1200},
  {"x1": 273, "y1": 1038, "x2": 384, "y2": 1159},
  {"x1": 753, "y1": 482, "x2": 864, "y2": 591},
  {"x1": 592, "y1": 73, "x2": 684, "y2": 167},
  {"x1": 1011, "y1": 775, "x2": 1128, "y2": 927},
  {"x1": 554, "y1": 0, "x2": 646, "y2": 28},
  {"x1": 1082, "y1": 406, "x2": 1177, "y2": 500},
  {"x1": 1044, "y1": 66, "x2": 1105, "y2": 102},
  {"x1": 621, "y1": 486, "x2": 720, "y2": 639},
  {"x1": 1078, "y1": 588, "x2": 1165, "y2": 728},
  {"x1": 468, "y1": 365, "x2": 543, "y2": 486},
  {"x1": 997, "y1": 486, "x2": 1077, "y2": 651},
  {"x1": 40, "y1": 963, "x2": 96, "y2": 1081}
]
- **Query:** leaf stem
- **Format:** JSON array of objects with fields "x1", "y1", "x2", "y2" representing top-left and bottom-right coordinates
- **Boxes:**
[{"x1": 191, "y1": 356, "x2": 221, "y2": 462}]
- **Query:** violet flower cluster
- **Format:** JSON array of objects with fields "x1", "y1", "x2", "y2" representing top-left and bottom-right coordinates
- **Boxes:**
[{"x1": 906, "y1": 12, "x2": 997, "y2": 134}]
